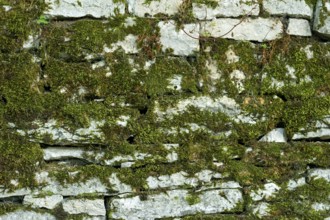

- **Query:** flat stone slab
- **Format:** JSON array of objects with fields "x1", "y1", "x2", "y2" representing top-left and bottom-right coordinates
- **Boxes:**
[
  {"x1": 45, "y1": 0, "x2": 125, "y2": 18},
  {"x1": 200, "y1": 18, "x2": 283, "y2": 42},
  {"x1": 313, "y1": 0, "x2": 330, "y2": 39},
  {"x1": 259, "y1": 128, "x2": 287, "y2": 143},
  {"x1": 263, "y1": 0, "x2": 313, "y2": 19},
  {"x1": 23, "y1": 195, "x2": 63, "y2": 209},
  {"x1": 128, "y1": 0, "x2": 183, "y2": 17},
  {"x1": 63, "y1": 198, "x2": 106, "y2": 216},
  {"x1": 109, "y1": 188, "x2": 243, "y2": 219},
  {"x1": 158, "y1": 21, "x2": 200, "y2": 56},
  {"x1": 0, "y1": 211, "x2": 56, "y2": 220},
  {"x1": 193, "y1": 0, "x2": 260, "y2": 20},
  {"x1": 287, "y1": 19, "x2": 312, "y2": 36}
]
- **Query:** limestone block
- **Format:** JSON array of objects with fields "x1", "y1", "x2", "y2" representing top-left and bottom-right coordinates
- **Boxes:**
[
  {"x1": 259, "y1": 128, "x2": 287, "y2": 143},
  {"x1": 250, "y1": 182, "x2": 280, "y2": 201},
  {"x1": 158, "y1": 21, "x2": 200, "y2": 56},
  {"x1": 313, "y1": 0, "x2": 330, "y2": 39},
  {"x1": 200, "y1": 18, "x2": 283, "y2": 42},
  {"x1": 43, "y1": 147, "x2": 85, "y2": 161},
  {"x1": 129, "y1": 0, "x2": 184, "y2": 17},
  {"x1": 308, "y1": 169, "x2": 330, "y2": 182},
  {"x1": 193, "y1": 0, "x2": 260, "y2": 20},
  {"x1": 287, "y1": 19, "x2": 312, "y2": 36},
  {"x1": 45, "y1": 0, "x2": 125, "y2": 18},
  {"x1": 23, "y1": 195, "x2": 63, "y2": 209},
  {"x1": 0, "y1": 211, "x2": 56, "y2": 220},
  {"x1": 109, "y1": 188, "x2": 243, "y2": 219},
  {"x1": 63, "y1": 198, "x2": 106, "y2": 216},
  {"x1": 292, "y1": 117, "x2": 330, "y2": 140},
  {"x1": 263, "y1": 0, "x2": 313, "y2": 19}
]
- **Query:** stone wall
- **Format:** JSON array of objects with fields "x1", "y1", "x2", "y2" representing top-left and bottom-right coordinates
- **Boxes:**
[{"x1": 0, "y1": 0, "x2": 330, "y2": 219}]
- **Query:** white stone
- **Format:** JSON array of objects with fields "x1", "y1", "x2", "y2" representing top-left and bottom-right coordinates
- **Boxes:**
[
  {"x1": 259, "y1": 128, "x2": 287, "y2": 143},
  {"x1": 0, "y1": 187, "x2": 31, "y2": 199},
  {"x1": 313, "y1": 0, "x2": 330, "y2": 39},
  {"x1": 308, "y1": 169, "x2": 330, "y2": 182},
  {"x1": 103, "y1": 152, "x2": 149, "y2": 167},
  {"x1": 201, "y1": 18, "x2": 283, "y2": 42},
  {"x1": 166, "y1": 151, "x2": 179, "y2": 162},
  {"x1": 287, "y1": 177, "x2": 306, "y2": 190},
  {"x1": 129, "y1": 0, "x2": 183, "y2": 17},
  {"x1": 3, "y1": 5, "x2": 12, "y2": 11},
  {"x1": 116, "y1": 115, "x2": 130, "y2": 127},
  {"x1": 0, "y1": 211, "x2": 56, "y2": 220},
  {"x1": 193, "y1": 0, "x2": 260, "y2": 20},
  {"x1": 45, "y1": 0, "x2": 125, "y2": 18},
  {"x1": 312, "y1": 202, "x2": 330, "y2": 211},
  {"x1": 23, "y1": 35, "x2": 39, "y2": 49},
  {"x1": 159, "y1": 21, "x2": 200, "y2": 56},
  {"x1": 167, "y1": 75, "x2": 183, "y2": 91},
  {"x1": 107, "y1": 34, "x2": 139, "y2": 54},
  {"x1": 109, "y1": 173, "x2": 132, "y2": 194},
  {"x1": 287, "y1": 19, "x2": 312, "y2": 36},
  {"x1": 250, "y1": 182, "x2": 280, "y2": 201},
  {"x1": 302, "y1": 45, "x2": 314, "y2": 59},
  {"x1": 63, "y1": 199, "x2": 106, "y2": 216},
  {"x1": 292, "y1": 117, "x2": 330, "y2": 140},
  {"x1": 263, "y1": 0, "x2": 313, "y2": 19},
  {"x1": 230, "y1": 70, "x2": 246, "y2": 93},
  {"x1": 110, "y1": 188, "x2": 243, "y2": 219},
  {"x1": 23, "y1": 195, "x2": 63, "y2": 209},
  {"x1": 43, "y1": 147, "x2": 85, "y2": 161},
  {"x1": 252, "y1": 202, "x2": 270, "y2": 217},
  {"x1": 226, "y1": 48, "x2": 240, "y2": 64}
]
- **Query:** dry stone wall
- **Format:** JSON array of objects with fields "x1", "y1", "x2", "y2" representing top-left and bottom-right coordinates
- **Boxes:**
[{"x1": 0, "y1": 0, "x2": 330, "y2": 219}]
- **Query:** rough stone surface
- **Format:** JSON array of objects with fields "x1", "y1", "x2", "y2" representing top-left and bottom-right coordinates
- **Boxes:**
[
  {"x1": 192, "y1": 0, "x2": 260, "y2": 20},
  {"x1": 308, "y1": 169, "x2": 330, "y2": 182},
  {"x1": 43, "y1": 147, "x2": 85, "y2": 161},
  {"x1": 63, "y1": 199, "x2": 106, "y2": 216},
  {"x1": 259, "y1": 128, "x2": 287, "y2": 143},
  {"x1": 129, "y1": 0, "x2": 183, "y2": 17},
  {"x1": 313, "y1": 0, "x2": 330, "y2": 39},
  {"x1": 0, "y1": 211, "x2": 56, "y2": 220},
  {"x1": 287, "y1": 19, "x2": 312, "y2": 36},
  {"x1": 250, "y1": 182, "x2": 281, "y2": 201},
  {"x1": 201, "y1": 18, "x2": 283, "y2": 42},
  {"x1": 263, "y1": 0, "x2": 313, "y2": 19},
  {"x1": 158, "y1": 21, "x2": 200, "y2": 56},
  {"x1": 45, "y1": 0, "x2": 125, "y2": 18},
  {"x1": 292, "y1": 117, "x2": 330, "y2": 140},
  {"x1": 23, "y1": 195, "x2": 63, "y2": 209},
  {"x1": 109, "y1": 188, "x2": 243, "y2": 219}
]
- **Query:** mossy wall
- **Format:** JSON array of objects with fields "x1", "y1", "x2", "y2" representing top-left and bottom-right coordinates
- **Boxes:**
[{"x1": 0, "y1": 0, "x2": 330, "y2": 219}]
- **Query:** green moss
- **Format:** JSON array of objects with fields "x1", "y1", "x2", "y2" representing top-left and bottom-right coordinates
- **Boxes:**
[
  {"x1": 185, "y1": 193, "x2": 201, "y2": 205},
  {"x1": 0, "y1": 133, "x2": 43, "y2": 189}
]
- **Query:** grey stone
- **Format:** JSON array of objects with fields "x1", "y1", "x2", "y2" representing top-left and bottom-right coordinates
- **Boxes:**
[
  {"x1": 0, "y1": 211, "x2": 56, "y2": 220},
  {"x1": 201, "y1": 18, "x2": 283, "y2": 42},
  {"x1": 43, "y1": 147, "x2": 85, "y2": 161},
  {"x1": 263, "y1": 0, "x2": 313, "y2": 19},
  {"x1": 259, "y1": 128, "x2": 287, "y2": 143},
  {"x1": 287, "y1": 19, "x2": 312, "y2": 36},
  {"x1": 63, "y1": 199, "x2": 106, "y2": 216},
  {"x1": 313, "y1": 0, "x2": 330, "y2": 39},
  {"x1": 193, "y1": 0, "x2": 259, "y2": 20},
  {"x1": 129, "y1": 0, "x2": 183, "y2": 17},
  {"x1": 250, "y1": 182, "x2": 280, "y2": 201},
  {"x1": 308, "y1": 169, "x2": 330, "y2": 182},
  {"x1": 158, "y1": 21, "x2": 200, "y2": 56},
  {"x1": 292, "y1": 117, "x2": 330, "y2": 140},
  {"x1": 45, "y1": 0, "x2": 125, "y2": 18},
  {"x1": 23, "y1": 195, "x2": 63, "y2": 209},
  {"x1": 109, "y1": 188, "x2": 243, "y2": 219}
]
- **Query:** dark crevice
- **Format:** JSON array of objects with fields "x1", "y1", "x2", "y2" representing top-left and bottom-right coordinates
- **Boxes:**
[
  {"x1": 43, "y1": 84, "x2": 52, "y2": 92},
  {"x1": 39, "y1": 143, "x2": 108, "y2": 148},
  {"x1": 292, "y1": 138, "x2": 330, "y2": 142},
  {"x1": 0, "y1": 196, "x2": 24, "y2": 204},
  {"x1": 138, "y1": 106, "x2": 148, "y2": 115},
  {"x1": 1, "y1": 96, "x2": 7, "y2": 105},
  {"x1": 45, "y1": 158, "x2": 93, "y2": 166},
  {"x1": 127, "y1": 135, "x2": 136, "y2": 144}
]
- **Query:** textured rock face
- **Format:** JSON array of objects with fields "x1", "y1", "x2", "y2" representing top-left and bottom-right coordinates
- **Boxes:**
[
  {"x1": 263, "y1": 0, "x2": 313, "y2": 19},
  {"x1": 313, "y1": 0, "x2": 330, "y2": 38},
  {"x1": 201, "y1": 18, "x2": 283, "y2": 42},
  {"x1": 1, "y1": 0, "x2": 330, "y2": 219},
  {"x1": 45, "y1": 0, "x2": 125, "y2": 18},
  {"x1": 193, "y1": 0, "x2": 260, "y2": 20}
]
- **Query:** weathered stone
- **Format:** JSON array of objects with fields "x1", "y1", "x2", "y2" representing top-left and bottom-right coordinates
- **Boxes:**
[
  {"x1": 43, "y1": 147, "x2": 85, "y2": 161},
  {"x1": 129, "y1": 0, "x2": 183, "y2": 17},
  {"x1": 252, "y1": 202, "x2": 270, "y2": 218},
  {"x1": 313, "y1": 0, "x2": 330, "y2": 39},
  {"x1": 193, "y1": 0, "x2": 260, "y2": 20},
  {"x1": 23, "y1": 195, "x2": 63, "y2": 209},
  {"x1": 250, "y1": 182, "x2": 280, "y2": 201},
  {"x1": 45, "y1": 0, "x2": 125, "y2": 18},
  {"x1": 63, "y1": 198, "x2": 106, "y2": 216},
  {"x1": 263, "y1": 0, "x2": 313, "y2": 19},
  {"x1": 0, "y1": 187, "x2": 31, "y2": 199},
  {"x1": 0, "y1": 211, "x2": 56, "y2": 220},
  {"x1": 201, "y1": 18, "x2": 283, "y2": 42},
  {"x1": 292, "y1": 117, "x2": 330, "y2": 140},
  {"x1": 109, "y1": 188, "x2": 243, "y2": 219},
  {"x1": 158, "y1": 21, "x2": 200, "y2": 56},
  {"x1": 287, "y1": 19, "x2": 312, "y2": 36},
  {"x1": 259, "y1": 128, "x2": 287, "y2": 143},
  {"x1": 308, "y1": 169, "x2": 330, "y2": 182},
  {"x1": 104, "y1": 34, "x2": 139, "y2": 54},
  {"x1": 287, "y1": 177, "x2": 306, "y2": 190}
]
